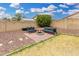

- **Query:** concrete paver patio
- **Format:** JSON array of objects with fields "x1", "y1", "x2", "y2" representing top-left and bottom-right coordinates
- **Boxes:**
[
  {"x1": 24, "y1": 33, "x2": 53, "y2": 42},
  {"x1": 0, "y1": 30, "x2": 53, "y2": 55}
]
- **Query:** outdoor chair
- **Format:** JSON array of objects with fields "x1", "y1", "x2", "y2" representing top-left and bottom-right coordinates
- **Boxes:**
[
  {"x1": 22, "y1": 28, "x2": 28, "y2": 31},
  {"x1": 27, "y1": 27, "x2": 36, "y2": 33},
  {"x1": 53, "y1": 28, "x2": 57, "y2": 34},
  {"x1": 22, "y1": 27, "x2": 36, "y2": 33},
  {"x1": 43, "y1": 27, "x2": 57, "y2": 34}
]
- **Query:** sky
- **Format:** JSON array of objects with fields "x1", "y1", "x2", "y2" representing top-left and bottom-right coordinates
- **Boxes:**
[{"x1": 0, "y1": 3, "x2": 79, "y2": 20}]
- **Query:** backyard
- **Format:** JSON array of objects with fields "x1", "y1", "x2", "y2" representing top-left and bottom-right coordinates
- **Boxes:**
[
  {"x1": 11, "y1": 34, "x2": 79, "y2": 56},
  {"x1": 0, "y1": 3, "x2": 79, "y2": 56}
]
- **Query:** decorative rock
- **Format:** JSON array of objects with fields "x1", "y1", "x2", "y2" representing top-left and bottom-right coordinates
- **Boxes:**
[
  {"x1": 0, "y1": 43, "x2": 3, "y2": 46},
  {"x1": 8, "y1": 40, "x2": 13, "y2": 44},
  {"x1": 25, "y1": 37, "x2": 28, "y2": 40},
  {"x1": 19, "y1": 38, "x2": 23, "y2": 41}
]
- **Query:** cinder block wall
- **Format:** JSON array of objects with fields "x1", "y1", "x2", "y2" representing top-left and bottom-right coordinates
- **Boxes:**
[
  {"x1": 0, "y1": 19, "x2": 79, "y2": 36},
  {"x1": 0, "y1": 20, "x2": 56, "y2": 32},
  {"x1": 0, "y1": 21, "x2": 37, "y2": 32},
  {"x1": 0, "y1": 21, "x2": 5, "y2": 32},
  {"x1": 52, "y1": 18, "x2": 79, "y2": 36}
]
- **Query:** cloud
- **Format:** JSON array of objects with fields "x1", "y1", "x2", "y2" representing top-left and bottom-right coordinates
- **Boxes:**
[
  {"x1": 56, "y1": 9, "x2": 63, "y2": 12},
  {"x1": 0, "y1": 7, "x2": 6, "y2": 12},
  {"x1": 16, "y1": 9, "x2": 24, "y2": 14},
  {"x1": 0, "y1": 7, "x2": 6, "y2": 15},
  {"x1": 30, "y1": 4, "x2": 57, "y2": 13},
  {"x1": 75, "y1": 5, "x2": 79, "y2": 8},
  {"x1": 47, "y1": 5, "x2": 57, "y2": 11},
  {"x1": 0, "y1": 7, "x2": 8, "y2": 19},
  {"x1": 62, "y1": 9, "x2": 79, "y2": 15},
  {"x1": 59, "y1": 4, "x2": 68, "y2": 8},
  {"x1": 68, "y1": 9, "x2": 79, "y2": 12},
  {"x1": 59, "y1": 9, "x2": 79, "y2": 15},
  {"x1": 67, "y1": 11, "x2": 75, "y2": 15},
  {"x1": 65, "y1": 3, "x2": 76, "y2": 5},
  {"x1": 21, "y1": 7, "x2": 24, "y2": 10},
  {"x1": 42, "y1": 7, "x2": 47, "y2": 11},
  {"x1": 5, "y1": 14, "x2": 12, "y2": 19},
  {"x1": 42, "y1": 5, "x2": 57, "y2": 12},
  {"x1": 0, "y1": 11, "x2": 5, "y2": 18},
  {"x1": 10, "y1": 3, "x2": 20, "y2": 9},
  {"x1": 25, "y1": 11, "x2": 30, "y2": 14},
  {"x1": 30, "y1": 8, "x2": 43, "y2": 12},
  {"x1": 50, "y1": 9, "x2": 64, "y2": 13},
  {"x1": 0, "y1": 11, "x2": 12, "y2": 19},
  {"x1": 38, "y1": 12, "x2": 53, "y2": 15},
  {"x1": 62, "y1": 11, "x2": 68, "y2": 14},
  {"x1": 68, "y1": 9, "x2": 79, "y2": 14},
  {"x1": 51, "y1": 10, "x2": 56, "y2": 13}
]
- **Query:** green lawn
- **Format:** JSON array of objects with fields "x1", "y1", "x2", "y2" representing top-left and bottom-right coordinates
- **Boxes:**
[{"x1": 11, "y1": 35, "x2": 79, "y2": 56}]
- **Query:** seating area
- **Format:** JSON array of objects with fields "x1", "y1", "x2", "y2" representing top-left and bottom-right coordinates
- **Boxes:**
[{"x1": 22, "y1": 27, "x2": 57, "y2": 35}]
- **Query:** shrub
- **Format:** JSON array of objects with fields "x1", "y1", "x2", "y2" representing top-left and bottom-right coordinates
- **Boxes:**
[{"x1": 34, "y1": 14, "x2": 52, "y2": 27}]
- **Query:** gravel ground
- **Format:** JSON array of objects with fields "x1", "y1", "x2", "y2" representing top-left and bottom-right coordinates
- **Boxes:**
[
  {"x1": 0, "y1": 30, "x2": 53, "y2": 55},
  {"x1": 0, "y1": 31, "x2": 35, "y2": 55}
]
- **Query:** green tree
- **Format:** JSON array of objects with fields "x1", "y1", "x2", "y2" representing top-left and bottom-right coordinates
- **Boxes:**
[{"x1": 34, "y1": 14, "x2": 52, "y2": 27}]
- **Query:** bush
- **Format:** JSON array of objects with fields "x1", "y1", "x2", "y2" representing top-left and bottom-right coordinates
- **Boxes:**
[{"x1": 35, "y1": 14, "x2": 52, "y2": 27}]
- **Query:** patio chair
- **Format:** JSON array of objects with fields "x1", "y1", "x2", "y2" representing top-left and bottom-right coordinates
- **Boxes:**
[
  {"x1": 22, "y1": 28, "x2": 28, "y2": 31},
  {"x1": 43, "y1": 27, "x2": 57, "y2": 34},
  {"x1": 22, "y1": 27, "x2": 36, "y2": 33},
  {"x1": 27, "y1": 27, "x2": 36, "y2": 33}
]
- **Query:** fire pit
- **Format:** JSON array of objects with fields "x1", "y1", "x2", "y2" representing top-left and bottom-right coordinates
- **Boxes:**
[{"x1": 36, "y1": 28, "x2": 44, "y2": 35}]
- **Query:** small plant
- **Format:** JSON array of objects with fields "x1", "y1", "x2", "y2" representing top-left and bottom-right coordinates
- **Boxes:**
[{"x1": 34, "y1": 14, "x2": 52, "y2": 27}]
